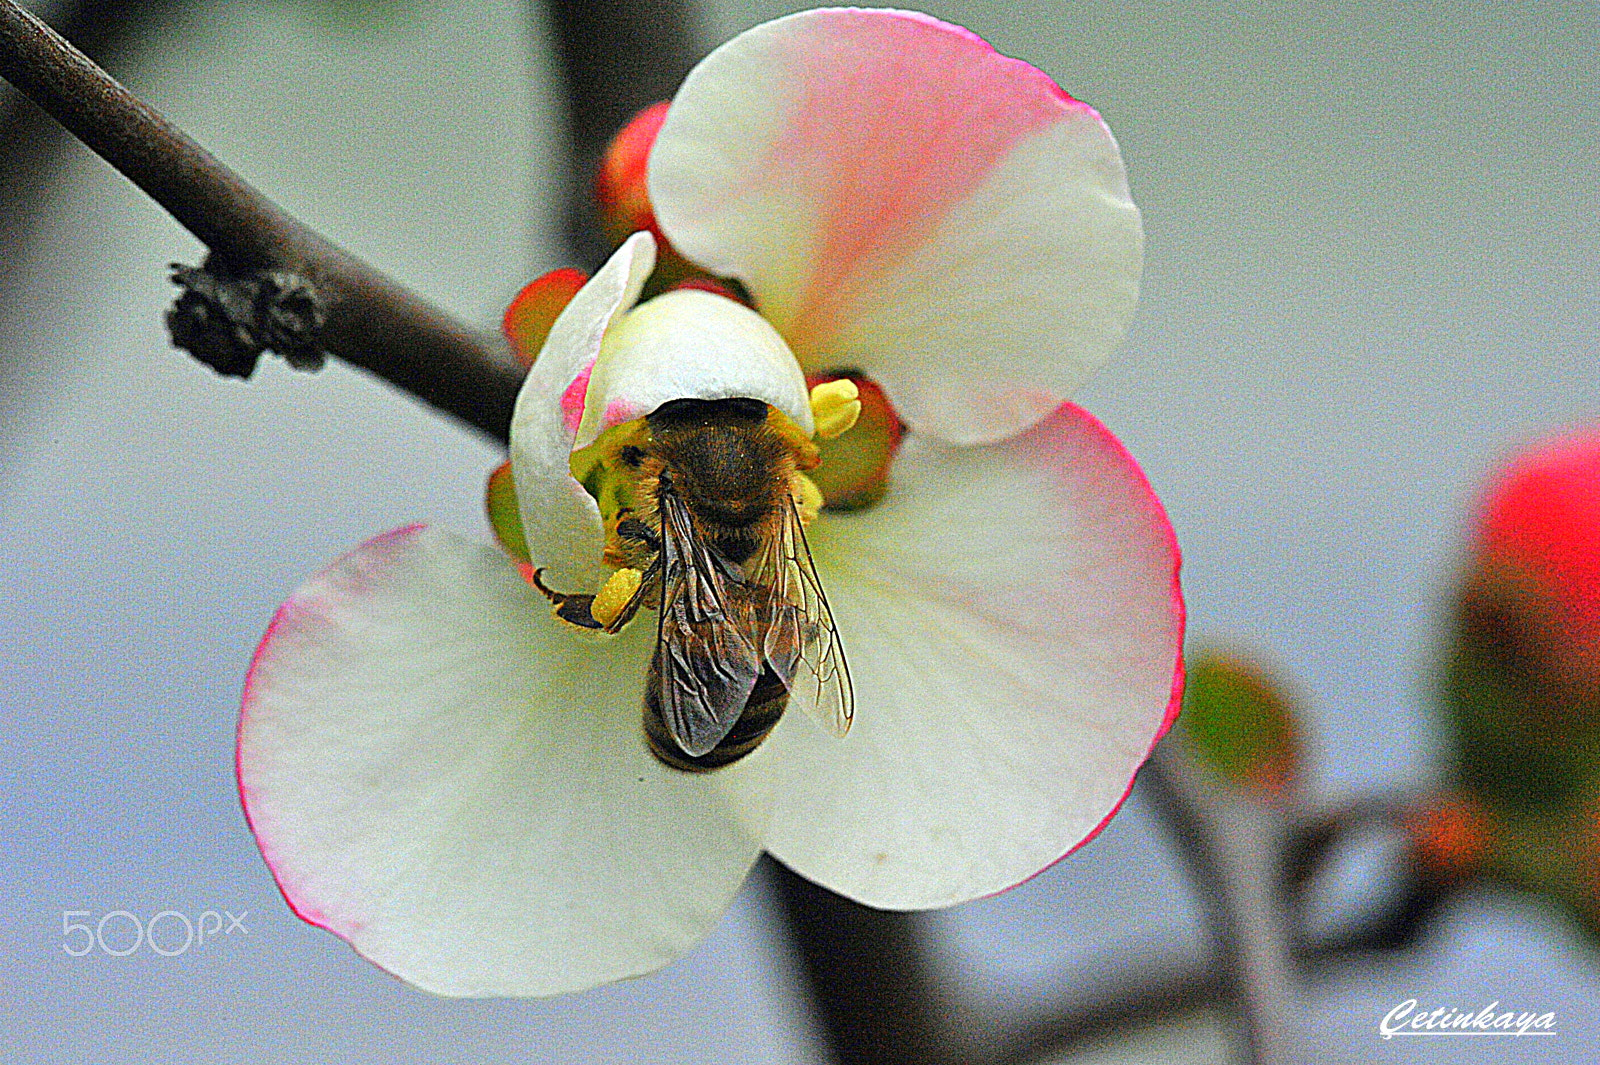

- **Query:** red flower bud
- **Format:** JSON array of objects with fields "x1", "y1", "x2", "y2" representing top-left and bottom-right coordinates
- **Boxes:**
[
  {"x1": 595, "y1": 101, "x2": 670, "y2": 250},
  {"x1": 1444, "y1": 424, "x2": 1600, "y2": 817},
  {"x1": 1473, "y1": 425, "x2": 1600, "y2": 688},
  {"x1": 503, "y1": 268, "x2": 588, "y2": 368}
]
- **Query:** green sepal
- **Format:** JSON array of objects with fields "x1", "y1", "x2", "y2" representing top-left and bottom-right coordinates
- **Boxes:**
[{"x1": 485, "y1": 460, "x2": 529, "y2": 563}]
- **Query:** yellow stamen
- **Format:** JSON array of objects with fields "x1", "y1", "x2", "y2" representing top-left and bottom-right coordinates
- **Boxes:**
[
  {"x1": 792, "y1": 473, "x2": 823, "y2": 527},
  {"x1": 810, "y1": 379, "x2": 861, "y2": 440},
  {"x1": 592, "y1": 567, "x2": 643, "y2": 628}
]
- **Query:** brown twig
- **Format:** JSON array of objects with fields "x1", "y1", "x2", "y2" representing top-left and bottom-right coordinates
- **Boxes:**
[{"x1": 0, "y1": 0, "x2": 524, "y2": 442}]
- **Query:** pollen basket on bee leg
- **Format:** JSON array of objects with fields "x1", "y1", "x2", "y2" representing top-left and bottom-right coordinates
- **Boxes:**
[{"x1": 592, "y1": 568, "x2": 644, "y2": 628}]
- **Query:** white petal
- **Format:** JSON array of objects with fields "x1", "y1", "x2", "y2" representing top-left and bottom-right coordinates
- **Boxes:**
[
  {"x1": 649, "y1": 9, "x2": 1142, "y2": 445},
  {"x1": 764, "y1": 404, "x2": 1183, "y2": 908},
  {"x1": 509, "y1": 233, "x2": 654, "y2": 591},
  {"x1": 574, "y1": 289, "x2": 813, "y2": 450},
  {"x1": 239, "y1": 526, "x2": 773, "y2": 996}
]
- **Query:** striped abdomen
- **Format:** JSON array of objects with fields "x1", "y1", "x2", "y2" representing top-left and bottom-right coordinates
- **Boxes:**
[{"x1": 644, "y1": 662, "x2": 790, "y2": 772}]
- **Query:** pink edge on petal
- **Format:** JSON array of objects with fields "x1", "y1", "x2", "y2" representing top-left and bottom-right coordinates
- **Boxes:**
[
  {"x1": 560, "y1": 361, "x2": 597, "y2": 436},
  {"x1": 981, "y1": 402, "x2": 1185, "y2": 897},
  {"x1": 770, "y1": 9, "x2": 1099, "y2": 354},
  {"x1": 236, "y1": 523, "x2": 428, "y2": 937}
]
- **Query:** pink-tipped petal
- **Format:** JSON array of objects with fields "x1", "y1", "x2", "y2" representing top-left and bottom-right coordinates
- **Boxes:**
[
  {"x1": 763, "y1": 403, "x2": 1182, "y2": 908},
  {"x1": 239, "y1": 526, "x2": 772, "y2": 996},
  {"x1": 650, "y1": 9, "x2": 1142, "y2": 445},
  {"x1": 574, "y1": 289, "x2": 814, "y2": 449},
  {"x1": 509, "y1": 233, "x2": 655, "y2": 590}
]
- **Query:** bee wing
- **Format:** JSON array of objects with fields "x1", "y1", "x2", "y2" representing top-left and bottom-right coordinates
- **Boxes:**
[
  {"x1": 653, "y1": 490, "x2": 763, "y2": 757},
  {"x1": 757, "y1": 498, "x2": 854, "y2": 738}
]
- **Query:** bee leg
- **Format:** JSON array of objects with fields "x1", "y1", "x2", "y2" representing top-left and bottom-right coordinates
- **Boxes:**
[
  {"x1": 616, "y1": 515, "x2": 660, "y2": 553},
  {"x1": 529, "y1": 568, "x2": 605, "y2": 630}
]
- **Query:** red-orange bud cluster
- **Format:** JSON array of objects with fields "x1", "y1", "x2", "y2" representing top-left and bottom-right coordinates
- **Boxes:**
[{"x1": 1404, "y1": 794, "x2": 1492, "y2": 882}]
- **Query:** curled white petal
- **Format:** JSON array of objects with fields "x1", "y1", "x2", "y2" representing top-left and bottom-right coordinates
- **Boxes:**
[
  {"x1": 575, "y1": 289, "x2": 814, "y2": 450},
  {"x1": 509, "y1": 232, "x2": 654, "y2": 591}
]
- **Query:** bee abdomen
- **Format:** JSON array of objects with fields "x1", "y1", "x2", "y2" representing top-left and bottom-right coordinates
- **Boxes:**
[{"x1": 645, "y1": 667, "x2": 790, "y2": 773}]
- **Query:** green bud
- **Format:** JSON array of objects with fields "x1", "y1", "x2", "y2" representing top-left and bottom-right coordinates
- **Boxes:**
[{"x1": 1177, "y1": 652, "x2": 1300, "y2": 801}]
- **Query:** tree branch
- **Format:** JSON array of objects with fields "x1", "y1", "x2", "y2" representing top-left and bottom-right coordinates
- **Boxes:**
[{"x1": 0, "y1": 0, "x2": 523, "y2": 442}]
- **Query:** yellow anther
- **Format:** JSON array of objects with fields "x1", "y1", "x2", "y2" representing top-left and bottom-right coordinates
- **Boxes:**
[
  {"x1": 792, "y1": 473, "x2": 824, "y2": 527},
  {"x1": 592, "y1": 567, "x2": 643, "y2": 628},
  {"x1": 810, "y1": 378, "x2": 862, "y2": 441}
]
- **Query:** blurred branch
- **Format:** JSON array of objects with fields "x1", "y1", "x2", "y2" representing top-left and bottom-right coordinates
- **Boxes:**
[
  {"x1": 765, "y1": 766, "x2": 1448, "y2": 1065},
  {"x1": 998, "y1": 776, "x2": 1446, "y2": 1064},
  {"x1": 0, "y1": 0, "x2": 523, "y2": 442},
  {"x1": 1140, "y1": 742, "x2": 1299, "y2": 1064},
  {"x1": 0, "y1": 0, "x2": 153, "y2": 260},
  {"x1": 1286, "y1": 790, "x2": 1451, "y2": 966},
  {"x1": 764, "y1": 858, "x2": 960, "y2": 1065},
  {"x1": 0, "y1": 0, "x2": 157, "y2": 438},
  {"x1": 543, "y1": 0, "x2": 700, "y2": 266}
]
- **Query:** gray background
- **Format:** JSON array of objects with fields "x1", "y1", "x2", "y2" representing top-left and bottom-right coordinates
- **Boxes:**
[{"x1": 2, "y1": 0, "x2": 1596, "y2": 1061}]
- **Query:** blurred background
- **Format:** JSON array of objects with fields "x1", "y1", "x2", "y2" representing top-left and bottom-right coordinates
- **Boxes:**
[{"x1": 1, "y1": 0, "x2": 1597, "y2": 1061}]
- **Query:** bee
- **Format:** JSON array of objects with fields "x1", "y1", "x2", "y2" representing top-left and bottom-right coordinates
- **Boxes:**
[{"x1": 533, "y1": 397, "x2": 853, "y2": 771}]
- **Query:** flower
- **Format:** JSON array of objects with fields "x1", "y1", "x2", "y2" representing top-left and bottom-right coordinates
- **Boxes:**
[{"x1": 238, "y1": 7, "x2": 1183, "y2": 997}]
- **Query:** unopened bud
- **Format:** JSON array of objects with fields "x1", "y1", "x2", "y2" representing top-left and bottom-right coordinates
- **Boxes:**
[
  {"x1": 1470, "y1": 424, "x2": 1600, "y2": 691},
  {"x1": 503, "y1": 268, "x2": 589, "y2": 367},
  {"x1": 595, "y1": 101, "x2": 670, "y2": 250},
  {"x1": 1444, "y1": 424, "x2": 1600, "y2": 814},
  {"x1": 1177, "y1": 652, "x2": 1301, "y2": 802}
]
